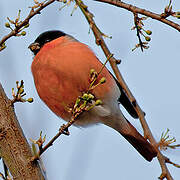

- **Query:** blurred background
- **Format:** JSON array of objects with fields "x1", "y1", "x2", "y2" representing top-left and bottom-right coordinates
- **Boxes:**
[{"x1": 0, "y1": 0, "x2": 180, "y2": 179}]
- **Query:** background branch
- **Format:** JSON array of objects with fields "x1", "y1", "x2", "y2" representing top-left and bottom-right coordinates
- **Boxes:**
[
  {"x1": 0, "y1": 0, "x2": 56, "y2": 51},
  {"x1": 94, "y1": 0, "x2": 180, "y2": 32}
]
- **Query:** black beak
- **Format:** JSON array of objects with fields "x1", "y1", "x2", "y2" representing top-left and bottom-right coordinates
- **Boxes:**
[{"x1": 28, "y1": 42, "x2": 41, "y2": 55}]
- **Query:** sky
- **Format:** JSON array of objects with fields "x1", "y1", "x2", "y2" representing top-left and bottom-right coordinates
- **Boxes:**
[{"x1": 0, "y1": 0, "x2": 180, "y2": 179}]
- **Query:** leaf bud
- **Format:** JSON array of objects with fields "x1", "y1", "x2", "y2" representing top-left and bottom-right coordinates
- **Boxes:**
[
  {"x1": 88, "y1": 93, "x2": 94, "y2": 100},
  {"x1": 145, "y1": 30, "x2": 152, "y2": 35},
  {"x1": 145, "y1": 36, "x2": 151, "y2": 42},
  {"x1": 99, "y1": 77, "x2": 106, "y2": 84},
  {"x1": 27, "y1": 98, "x2": 33, "y2": 103},
  {"x1": 90, "y1": 69, "x2": 96, "y2": 75},
  {"x1": 95, "y1": 99, "x2": 102, "y2": 106},
  {"x1": 19, "y1": 87, "x2": 24, "y2": 94},
  {"x1": 82, "y1": 93, "x2": 88, "y2": 100},
  {"x1": 5, "y1": 22, "x2": 10, "y2": 28},
  {"x1": 21, "y1": 31, "x2": 26, "y2": 36}
]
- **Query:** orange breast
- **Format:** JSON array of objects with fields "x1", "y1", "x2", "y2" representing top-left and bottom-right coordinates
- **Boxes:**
[{"x1": 31, "y1": 36, "x2": 117, "y2": 121}]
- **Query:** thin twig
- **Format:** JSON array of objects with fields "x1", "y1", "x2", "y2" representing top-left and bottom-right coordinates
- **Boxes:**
[
  {"x1": 133, "y1": 13, "x2": 144, "y2": 52},
  {"x1": 32, "y1": 118, "x2": 76, "y2": 161},
  {"x1": 94, "y1": 0, "x2": 180, "y2": 32},
  {"x1": 0, "y1": 0, "x2": 56, "y2": 51}
]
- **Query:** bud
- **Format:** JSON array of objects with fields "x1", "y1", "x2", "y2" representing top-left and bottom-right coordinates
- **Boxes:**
[
  {"x1": 164, "y1": 6, "x2": 169, "y2": 14},
  {"x1": 95, "y1": 99, "x2": 102, "y2": 106},
  {"x1": 82, "y1": 93, "x2": 88, "y2": 100},
  {"x1": 75, "y1": 98, "x2": 81, "y2": 105},
  {"x1": 19, "y1": 87, "x2": 24, "y2": 94},
  {"x1": 42, "y1": 135, "x2": 46, "y2": 143},
  {"x1": 88, "y1": 93, "x2": 94, "y2": 100},
  {"x1": 5, "y1": 22, "x2": 10, "y2": 28},
  {"x1": 137, "y1": 26, "x2": 142, "y2": 30},
  {"x1": 145, "y1": 30, "x2": 152, "y2": 35},
  {"x1": 12, "y1": 88, "x2": 15, "y2": 96},
  {"x1": 99, "y1": 77, "x2": 106, "y2": 84},
  {"x1": 31, "y1": 143, "x2": 37, "y2": 156},
  {"x1": 175, "y1": 12, "x2": 180, "y2": 19},
  {"x1": 27, "y1": 98, "x2": 33, "y2": 103},
  {"x1": 145, "y1": 36, "x2": 151, "y2": 42},
  {"x1": 90, "y1": 69, "x2": 96, "y2": 75},
  {"x1": 21, "y1": 31, "x2": 26, "y2": 36}
]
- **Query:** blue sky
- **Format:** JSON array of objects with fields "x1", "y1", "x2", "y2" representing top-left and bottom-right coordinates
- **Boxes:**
[{"x1": 0, "y1": 0, "x2": 180, "y2": 179}]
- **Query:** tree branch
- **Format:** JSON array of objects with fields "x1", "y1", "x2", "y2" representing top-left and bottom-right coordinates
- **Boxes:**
[
  {"x1": 75, "y1": 0, "x2": 174, "y2": 179},
  {"x1": 94, "y1": 0, "x2": 180, "y2": 32},
  {"x1": 0, "y1": 83, "x2": 45, "y2": 180}
]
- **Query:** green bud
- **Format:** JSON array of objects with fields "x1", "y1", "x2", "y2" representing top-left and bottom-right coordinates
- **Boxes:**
[
  {"x1": 32, "y1": 143, "x2": 37, "y2": 156},
  {"x1": 5, "y1": 22, "x2": 10, "y2": 28},
  {"x1": 95, "y1": 99, "x2": 102, "y2": 106},
  {"x1": 21, "y1": 31, "x2": 26, "y2": 36},
  {"x1": 19, "y1": 87, "x2": 24, "y2": 94},
  {"x1": 145, "y1": 30, "x2": 152, "y2": 35},
  {"x1": 88, "y1": 93, "x2": 94, "y2": 100},
  {"x1": 42, "y1": 135, "x2": 46, "y2": 143},
  {"x1": 24, "y1": 23, "x2": 29, "y2": 28},
  {"x1": 99, "y1": 77, "x2": 106, "y2": 84},
  {"x1": 27, "y1": 98, "x2": 33, "y2": 103},
  {"x1": 145, "y1": 36, "x2": 151, "y2": 42},
  {"x1": 90, "y1": 69, "x2": 96, "y2": 75},
  {"x1": 82, "y1": 93, "x2": 88, "y2": 100},
  {"x1": 137, "y1": 26, "x2": 142, "y2": 30},
  {"x1": 75, "y1": 98, "x2": 81, "y2": 105},
  {"x1": 175, "y1": 13, "x2": 180, "y2": 19}
]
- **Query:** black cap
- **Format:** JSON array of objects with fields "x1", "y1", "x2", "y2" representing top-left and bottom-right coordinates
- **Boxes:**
[{"x1": 29, "y1": 30, "x2": 66, "y2": 55}]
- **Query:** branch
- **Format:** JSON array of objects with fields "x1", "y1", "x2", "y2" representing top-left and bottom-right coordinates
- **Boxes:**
[
  {"x1": 32, "y1": 120, "x2": 74, "y2": 161},
  {"x1": 0, "y1": 0, "x2": 57, "y2": 51},
  {"x1": 75, "y1": 0, "x2": 175, "y2": 179},
  {"x1": 94, "y1": 0, "x2": 180, "y2": 32},
  {"x1": 0, "y1": 83, "x2": 45, "y2": 180}
]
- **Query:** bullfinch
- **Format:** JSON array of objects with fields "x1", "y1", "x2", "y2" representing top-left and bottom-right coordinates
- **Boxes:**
[{"x1": 29, "y1": 30, "x2": 157, "y2": 161}]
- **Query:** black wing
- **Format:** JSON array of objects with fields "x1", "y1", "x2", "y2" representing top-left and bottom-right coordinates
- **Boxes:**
[{"x1": 111, "y1": 73, "x2": 138, "y2": 119}]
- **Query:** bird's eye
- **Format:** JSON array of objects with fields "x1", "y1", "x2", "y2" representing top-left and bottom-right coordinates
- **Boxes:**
[{"x1": 45, "y1": 39, "x2": 50, "y2": 43}]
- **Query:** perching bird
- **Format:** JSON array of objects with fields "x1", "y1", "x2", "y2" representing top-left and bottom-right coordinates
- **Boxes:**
[{"x1": 29, "y1": 30, "x2": 157, "y2": 161}]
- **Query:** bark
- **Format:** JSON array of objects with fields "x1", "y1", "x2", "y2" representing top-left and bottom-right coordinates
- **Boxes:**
[{"x1": 0, "y1": 83, "x2": 45, "y2": 180}]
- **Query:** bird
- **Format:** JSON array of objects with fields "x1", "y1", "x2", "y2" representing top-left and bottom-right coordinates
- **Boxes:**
[{"x1": 29, "y1": 30, "x2": 157, "y2": 162}]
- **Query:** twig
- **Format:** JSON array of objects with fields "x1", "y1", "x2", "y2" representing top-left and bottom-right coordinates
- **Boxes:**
[
  {"x1": 32, "y1": 118, "x2": 75, "y2": 161},
  {"x1": 94, "y1": 0, "x2": 180, "y2": 32},
  {"x1": 0, "y1": 0, "x2": 56, "y2": 51},
  {"x1": 165, "y1": 157, "x2": 180, "y2": 168},
  {"x1": 75, "y1": 0, "x2": 175, "y2": 179},
  {"x1": 11, "y1": 80, "x2": 33, "y2": 105},
  {"x1": 133, "y1": 13, "x2": 144, "y2": 51}
]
